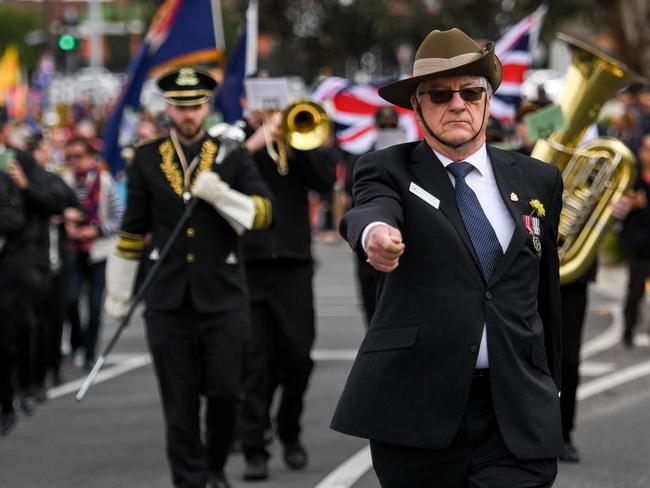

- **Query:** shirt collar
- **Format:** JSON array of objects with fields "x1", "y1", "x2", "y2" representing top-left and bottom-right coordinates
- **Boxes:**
[{"x1": 432, "y1": 144, "x2": 489, "y2": 176}]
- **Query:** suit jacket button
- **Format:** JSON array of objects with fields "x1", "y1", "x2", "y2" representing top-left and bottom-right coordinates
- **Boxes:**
[
  {"x1": 470, "y1": 344, "x2": 479, "y2": 354},
  {"x1": 186, "y1": 227, "x2": 195, "y2": 237},
  {"x1": 186, "y1": 253, "x2": 195, "y2": 263},
  {"x1": 485, "y1": 291, "x2": 492, "y2": 300}
]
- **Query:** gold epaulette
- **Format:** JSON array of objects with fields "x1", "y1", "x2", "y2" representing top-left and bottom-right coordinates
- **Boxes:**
[
  {"x1": 251, "y1": 195, "x2": 272, "y2": 230},
  {"x1": 115, "y1": 231, "x2": 146, "y2": 259},
  {"x1": 134, "y1": 135, "x2": 163, "y2": 149}
]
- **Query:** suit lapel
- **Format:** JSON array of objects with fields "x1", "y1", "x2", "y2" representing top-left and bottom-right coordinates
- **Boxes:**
[
  {"x1": 488, "y1": 147, "x2": 528, "y2": 286},
  {"x1": 409, "y1": 142, "x2": 482, "y2": 275}
]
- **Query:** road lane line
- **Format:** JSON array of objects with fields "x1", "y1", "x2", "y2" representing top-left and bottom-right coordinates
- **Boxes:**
[
  {"x1": 314, "y1": 446, "x2": 371, "y2": 488},
  {"x1": 577, "y1": 360, "x2": 650, "y2": 400},
  {"x1": 581, "y1": 304, "x2": 622, "y2": 359},
  {"x1": 312, "y1": 349, "x2": 358, "y2": 361},
  {"x1": 48, "y1": 354, "x2": 151, "y2": 400}
]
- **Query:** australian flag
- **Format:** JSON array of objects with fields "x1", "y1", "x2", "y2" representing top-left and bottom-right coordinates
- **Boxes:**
[
  {"x1": 102, "y1": 0, "x2": 222, "y2": 174},
  {"x1": 491, "y1": 5, "x2": 547, "y2": 122}
]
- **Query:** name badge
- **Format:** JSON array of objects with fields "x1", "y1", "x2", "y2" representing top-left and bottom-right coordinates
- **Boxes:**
[{"x1": 409, "y1": 182, "x2": 440, "y2": 209}]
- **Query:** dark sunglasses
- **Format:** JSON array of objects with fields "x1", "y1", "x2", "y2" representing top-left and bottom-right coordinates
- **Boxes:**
[{"x1": 422, "y1": 87, "x2": 486, "y2": 104}]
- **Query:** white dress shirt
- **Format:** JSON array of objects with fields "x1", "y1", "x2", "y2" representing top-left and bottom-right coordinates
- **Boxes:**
[{"x1": 362, "y1": 143, "x2": 515, "y2": 368}]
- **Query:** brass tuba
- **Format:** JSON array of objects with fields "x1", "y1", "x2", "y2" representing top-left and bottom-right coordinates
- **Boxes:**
[
  {"x1": 530, "y1": 33, "x2": 640, "y2": 284},
  {"x1": 264, "y1": 99, "x2": 331, "y2": 175}
]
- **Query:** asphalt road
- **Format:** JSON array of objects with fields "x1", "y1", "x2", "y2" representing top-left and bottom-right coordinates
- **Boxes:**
[{"x1": 0, "y1": 242, "x2": 648, "y2": 488}]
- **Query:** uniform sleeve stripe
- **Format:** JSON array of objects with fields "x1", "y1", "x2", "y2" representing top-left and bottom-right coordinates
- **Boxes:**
[
  {"x1": 116, "y1": 232, "x2": 146, "y2": 258},
  {"x1": 251, "y1": 195, "x2": 272, "y2": 230}
]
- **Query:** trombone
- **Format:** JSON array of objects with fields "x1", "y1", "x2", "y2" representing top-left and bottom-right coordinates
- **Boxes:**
[{"x1": 263, "y1": 99, "x2": 331, "y2": 175}]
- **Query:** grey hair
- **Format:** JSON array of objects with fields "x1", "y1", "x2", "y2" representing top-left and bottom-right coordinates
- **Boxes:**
[{"x1": 414, "y1": 76, "x2": 493, "y2": 104}]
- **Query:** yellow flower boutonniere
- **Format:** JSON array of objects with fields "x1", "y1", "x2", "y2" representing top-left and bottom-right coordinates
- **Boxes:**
[{"x1": 529, "y1": 199, "x2": 546, "y2": 217}]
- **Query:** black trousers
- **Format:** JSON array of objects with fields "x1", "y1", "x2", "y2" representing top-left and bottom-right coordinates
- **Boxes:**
[
  {"x1": 369, "y1": 373, "x2": 557, "y2": 488},
  {"x1": 623, "y1": 255, "x2": 650, "y2": 339},
  {"x1": 559, "y1": 280, "x2": 589, "y2": 442},
  {"x1": 145, "y1": 296, "x2": 248, "y2": 488},
  {"x1": 240, "y1": 260, "x2": 315, "y2": 458}
]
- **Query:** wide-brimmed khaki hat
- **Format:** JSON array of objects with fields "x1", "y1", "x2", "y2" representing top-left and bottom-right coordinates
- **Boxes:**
[{"x1": 379, "y1": 28, "x2": 502, "y2": 109}]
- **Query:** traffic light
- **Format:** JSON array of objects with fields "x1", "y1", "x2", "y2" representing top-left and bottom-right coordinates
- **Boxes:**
[{"x1": 58, "y1": 34, "x2": 79, "y2": 52}]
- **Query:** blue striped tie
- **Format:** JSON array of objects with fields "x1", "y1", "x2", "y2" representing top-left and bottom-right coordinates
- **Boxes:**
[{"x1": 447, "y1": 161, "x2": 504, "y2": 282}]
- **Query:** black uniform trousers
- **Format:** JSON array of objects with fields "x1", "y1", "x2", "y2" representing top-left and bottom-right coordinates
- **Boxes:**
[
  {"x1": 559, "y1": 280, "x2": 589, "y2": 442},
  {"x1": 369, "y1": 372, "x2": 558, "y2": 488},
  {"x1": 240, "y1": 260, "x2": 315, "y2": 458},
  {"x1": 145, "y1": 292, "x2": 248, "y2": 488},
  {"x1": 623, "y1": 255, "x2": 650, "y2": 340}
]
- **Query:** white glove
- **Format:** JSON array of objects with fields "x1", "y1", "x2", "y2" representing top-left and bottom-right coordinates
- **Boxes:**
[
  {"x1": 193, "y1": 171, "x2": 256, "y2": 235},
  {"x1": 104, "y1": 252, "x2": 139, "y2": 319}
]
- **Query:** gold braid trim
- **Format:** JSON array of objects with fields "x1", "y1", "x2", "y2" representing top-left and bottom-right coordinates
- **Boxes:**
[
  {"x1": 251, "y1": 195, "x2": 272, "y2": 230},
  {"x1": 159, "y1": 139, "x2": 183, "y2": 197},
  {"x1": 190, "y1": 139, "x2": 219, "y2": 190},
  {"x1": 116, "y1": 232, "x2": 146, "y2": 259}
]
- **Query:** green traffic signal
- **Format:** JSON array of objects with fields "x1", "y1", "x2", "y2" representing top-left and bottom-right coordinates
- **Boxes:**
[{"x1": 58, "y1": 34, "x2": 78, "y2": 51}]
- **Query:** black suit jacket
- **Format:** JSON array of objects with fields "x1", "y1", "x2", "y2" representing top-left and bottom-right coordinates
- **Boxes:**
[
  {"x1": 119, "y1": 134, "x2": 271, "y2": 314},
  {"x1": 333, "y1": 141, "x2": 563, "y2": 460}
]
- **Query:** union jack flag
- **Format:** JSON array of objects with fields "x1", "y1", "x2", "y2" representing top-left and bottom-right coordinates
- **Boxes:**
[
  {"x1": 311, "y1": 76, "x2": 422, "y2": 155},
  {"x1": 491, "y1": 5, "x2": 547, "y2": 122}
]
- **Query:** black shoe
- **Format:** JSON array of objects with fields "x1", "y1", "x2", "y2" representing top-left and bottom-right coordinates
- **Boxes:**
[
  {"x1": 33, "y1": 385, "x2": 48, "y2": 404},
  {"x1": 210, "y1": 471, "x2": 231, "y2": 488},
  {"x1": 559, "y1": 442, "x2": 581, "y2": 463},
  {"x1": 283, "y1": 440, "x2": 308, "y2": 470},
  {"x1": 19, "y1": 396, "x2": 37, "y2": 417},
  {"x1": 622, "y1": 332, "x2": 634, "y2": 349},
  {"x1": 243, "y1": 455, "x2": 268, "y2": 481},
  {"x1": 0, "y1": 412, "x2": 18, "y2": 436}
]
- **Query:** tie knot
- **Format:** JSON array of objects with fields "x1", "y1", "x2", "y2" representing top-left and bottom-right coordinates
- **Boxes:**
[{"x1": 447, "y1": 161, "x2": 474, "y2": 180}]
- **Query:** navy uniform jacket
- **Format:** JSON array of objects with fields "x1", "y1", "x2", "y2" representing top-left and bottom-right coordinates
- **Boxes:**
[
  {"x1": 333, "y1": 141, "x2": 564, "y2": 460},
  {"x1": 117, "y1": 133, "x2": 272, "y2": 314}
]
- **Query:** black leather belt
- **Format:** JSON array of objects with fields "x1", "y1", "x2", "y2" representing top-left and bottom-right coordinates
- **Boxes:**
[{"x1": 473, "y1": 368, "x2": 490, "y2": 379}]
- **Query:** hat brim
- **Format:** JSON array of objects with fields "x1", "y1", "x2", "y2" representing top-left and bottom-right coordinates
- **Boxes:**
[{"x1": 378, "y1": 43, "x2": 502, "y2": 110}]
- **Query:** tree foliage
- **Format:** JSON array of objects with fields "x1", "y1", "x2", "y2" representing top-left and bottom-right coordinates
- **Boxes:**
[
  {"x1": 0, "y1": 5, "x2": 43, "y2": 71},
  {"x1": 225, "y1": 0, "x2": 650, "y2": 84}
]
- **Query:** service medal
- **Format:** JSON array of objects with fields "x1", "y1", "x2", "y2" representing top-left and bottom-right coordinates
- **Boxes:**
[{"x1": 532, "y1": 235, "x2": 542, "y2": 256}]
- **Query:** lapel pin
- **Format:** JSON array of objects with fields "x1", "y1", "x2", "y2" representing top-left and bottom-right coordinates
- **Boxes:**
[{"x1": 510, "y1": 192, "x2": 519, "y2": 202}]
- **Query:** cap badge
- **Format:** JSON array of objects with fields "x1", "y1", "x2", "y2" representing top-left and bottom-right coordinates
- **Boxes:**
[{"x1": 176, "y1": 67, "x2": 199, "y2": 86}]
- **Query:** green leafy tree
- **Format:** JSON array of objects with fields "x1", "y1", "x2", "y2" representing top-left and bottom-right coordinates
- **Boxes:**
[{"x1": 0, "y1": 5, "x2": 44, "y2": 71}]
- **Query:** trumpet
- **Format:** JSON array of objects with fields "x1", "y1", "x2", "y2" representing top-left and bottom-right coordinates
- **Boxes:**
[{"x1": 263, "y1": 100, "x2": 331, "y2": 175}]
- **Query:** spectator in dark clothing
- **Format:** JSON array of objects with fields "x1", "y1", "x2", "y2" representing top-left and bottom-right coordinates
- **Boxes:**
[
  {"x1": 0, "y1": 170, "x2": 25, "y2": 436},
  {"x1": 26, "y1": 133, "x2": 80, "y2": 392},
  {"x1": 620, "y1": 133, "x2": 650, "y2": 348},
  {"x1": 1, "y1": 109, "x2": 66, "y2": 417}
]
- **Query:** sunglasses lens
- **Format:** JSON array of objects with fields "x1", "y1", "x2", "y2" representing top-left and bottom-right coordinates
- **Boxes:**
[
  {"x1": 428, "y1": 90, "x2": 453, "y2": 104},
  {"x1": 425, "y1": 87, "x2": 485, "y2": 104},
  {"x1": 460, "y1": 88, "x2": 484, "y2": 102}
]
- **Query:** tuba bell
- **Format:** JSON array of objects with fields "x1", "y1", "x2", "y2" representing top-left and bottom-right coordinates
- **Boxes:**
[
  {"x1": 264, "y1": 99, "x2": 331, "y2": 175},
  {"x1": 530, "y1": 33, "x2": 640, "y2": 284}
]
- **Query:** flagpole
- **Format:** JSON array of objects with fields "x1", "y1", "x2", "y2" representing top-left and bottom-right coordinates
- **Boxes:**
[
  {"x1": 245, "y1": 0, "x2": 258, "y2": 76},
  {"x1": 210, "y1": 0, "x2": 226, "y2": 52}
]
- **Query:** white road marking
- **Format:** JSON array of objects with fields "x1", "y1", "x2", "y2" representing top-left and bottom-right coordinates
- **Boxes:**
[
  {"x1": 581, "y1": 304, "x2": 622, "y2": 359},
  {"x1": 48, "y1": 354, "x2": 151, "y2": 400},
  {"x1": 314, "y1": 445, "x2": 372, "y2": 488},
  {"x1": 580, "y1": 361, "x2": 616, "y2": 376},
  {"x1": 312, "y1": 349, "x2": 358, "y2": 361},
  {"x1": 577, "y1": 360, "x2": 650, "y2": 401}
]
